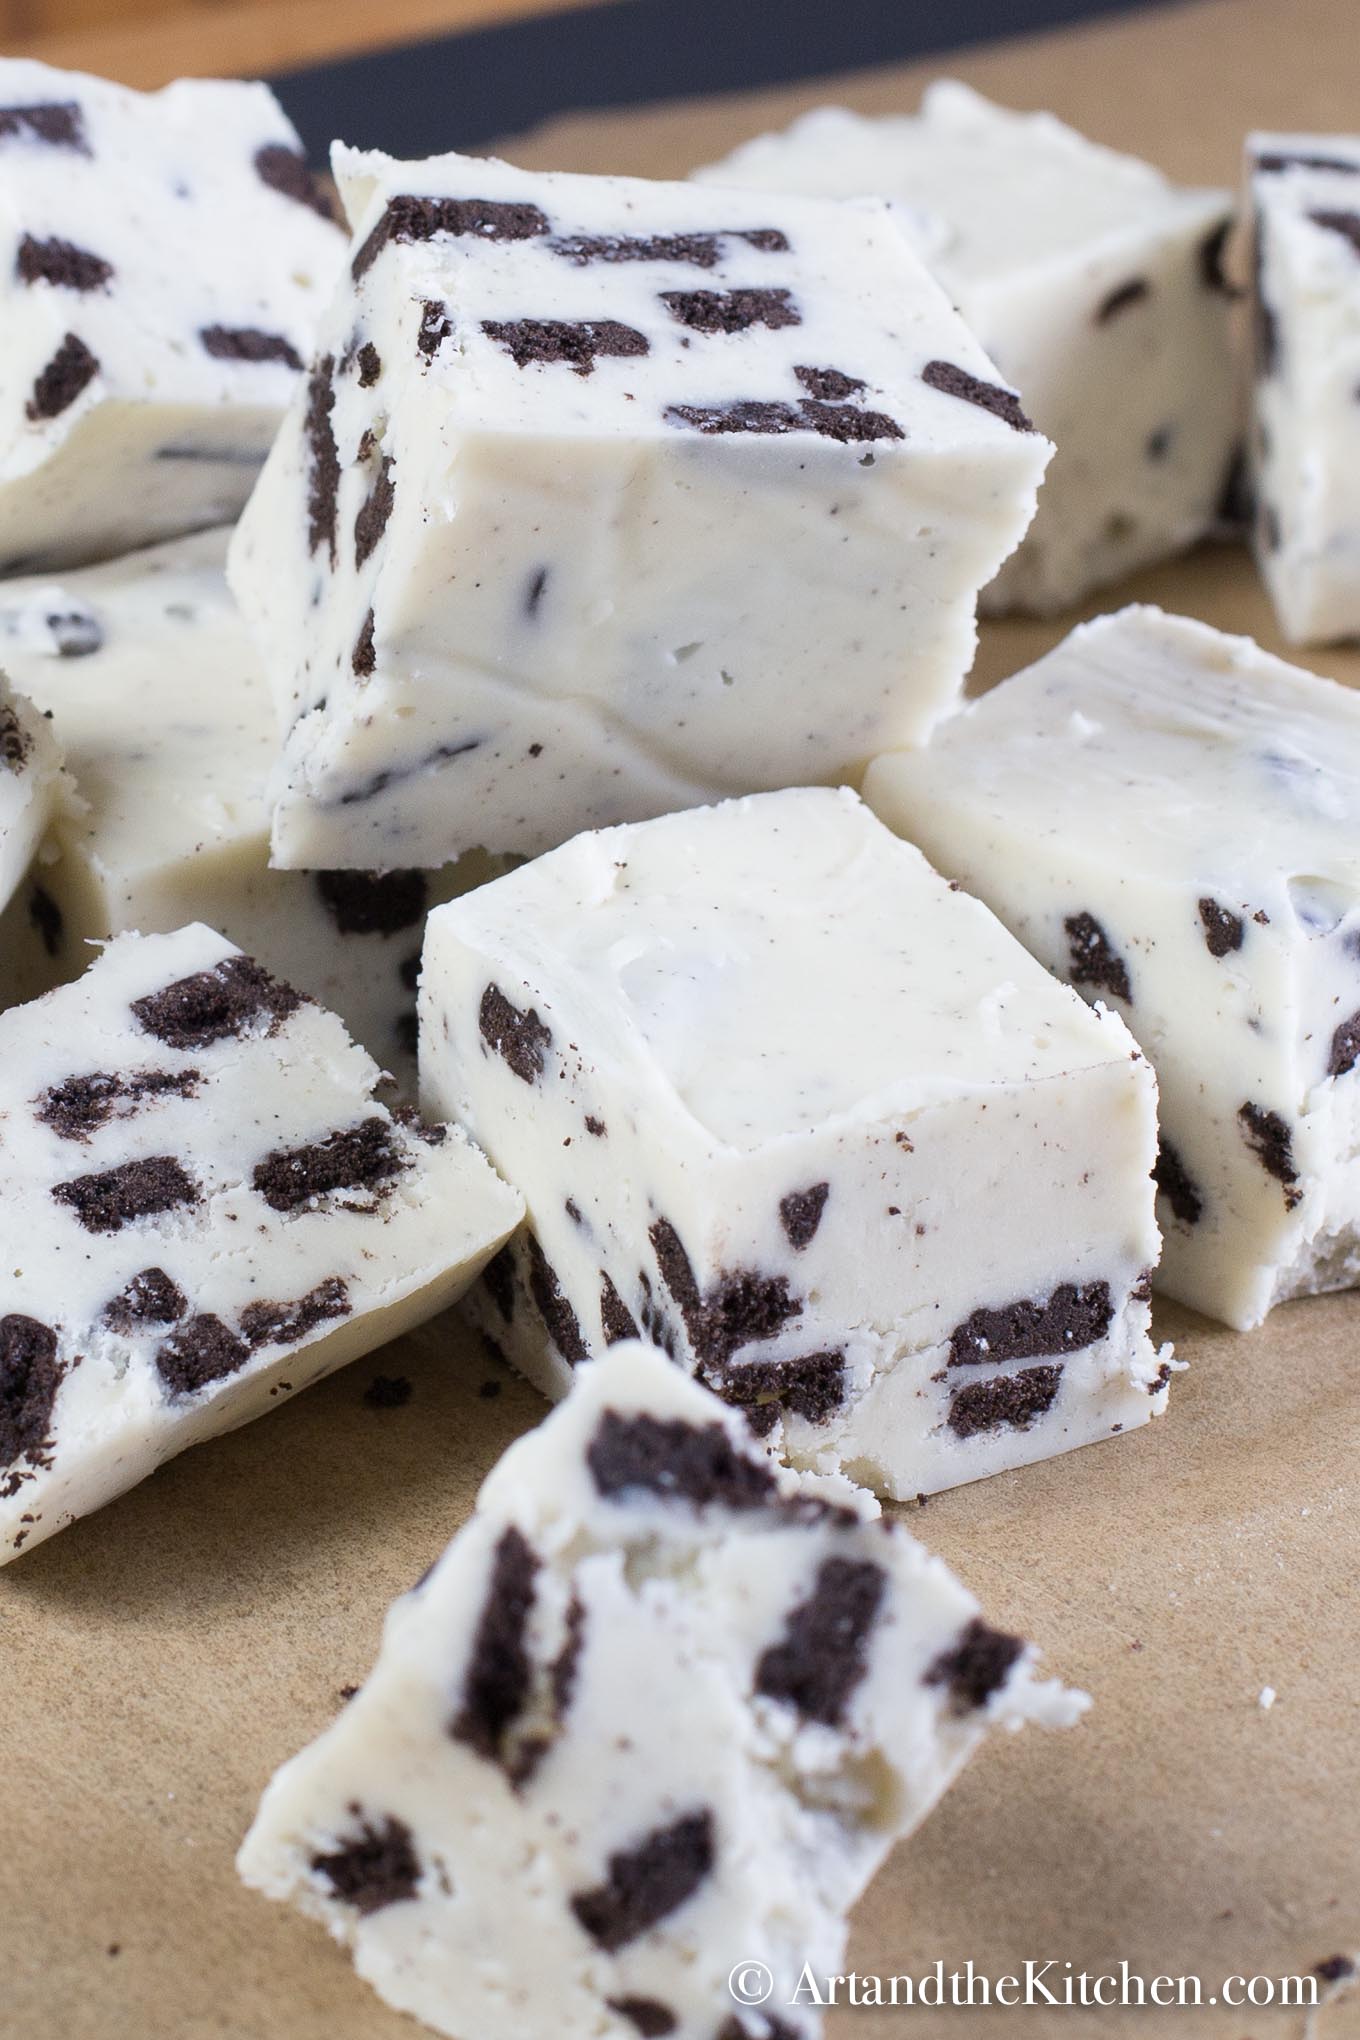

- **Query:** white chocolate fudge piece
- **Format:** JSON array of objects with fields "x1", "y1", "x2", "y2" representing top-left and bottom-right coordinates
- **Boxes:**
[
  {"x1": 229, "y1": 144, "x2": 1051, "y2": 869},
  {"x1": 419, "y1": 788, "x2": 1169, "y2": 1500},
  {"x1": 0, "y1": 530, "x2": 494, "y2": 1086},
  {"x1": 0, "y1": 676, "x2": 64, "y2": 929},
  {"x1": 697, "y1": 82, "x2": 1238, "y2": 615},
  {"x1": 0, "y1": 58, "x2": 343, "y2": 572},
  {"x1": 1248, "y1": 134, "x2": 1360, "y2": 644},
  {"x1": 866, "y1": 605, "x2": 1360, "y2": 1331},
  {"x1": 0, "y1": 923, "x2": 522, "y2": 1560},
  {"x1": 239, "y1": 1342, "x2": 1084, "y2": 2040}
]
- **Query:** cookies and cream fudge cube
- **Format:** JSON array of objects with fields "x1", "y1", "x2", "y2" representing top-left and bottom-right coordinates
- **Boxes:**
[
  {"x1": 866, "y1": 605, "x2": 1360, "y2": 1331},
  {"x1": 0, "y1": 58, "x2": 343, "y2": 572},
  {"x1": 0, "y1": 675, "x2": 65, "y2": 930},
  {"x1": 0, "y1": 530, "x2": 493, "y2": 1086},
  {"x1": 419, "y1": 787, "x2": 1169, "y2": 1500},
  {"x1": 239, "y1": 1342, "x2": 1084, "y2": 2040},
  {"x1": 0, "y1": 923, "x2": 522, "y2": 1561},
  {"x1": 228, "y1": 144, "x2": 1051, "y2": 870},
  {"x1": 1248, "y1": 134, "x2": 1360, "y2": 644},
  {"x1": 697, "y1": 82, "x2": 1238, "y2": 615}
]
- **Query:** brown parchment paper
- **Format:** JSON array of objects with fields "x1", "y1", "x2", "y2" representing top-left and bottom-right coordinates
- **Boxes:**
[{"x1": 4, "y1": 2, "x2": 1360, "y2": 2034}]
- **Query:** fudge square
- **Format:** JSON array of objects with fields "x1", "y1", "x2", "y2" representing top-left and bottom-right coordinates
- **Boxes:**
[
  {"x1": 1248, "y1": 133, "x2": 1360, "y2": 645},
  {"x1": 419, "y1": 787, "x2": 1169, "y2": 1500},
  {"x1": 866, "y1": 605, "x2": 1360, "y2": 1331},
  {"x1": 239, "y1": 1343, "x2": 1084, "y2": 2040},
  {"x1": 0, "y1": 676, "x2": 65, "y2": 932},
  {"x1": 697, "y1": 81, "x2": 1238, "y2": 616},
  {"x1": 228, "y1": 143, "x2": 1052, "y2": 871},
  {"x1": 0, "y1": 923, "x2": 522, "y2": 1562},
  {"x1": 0, "y1": 58, "x2": 342, "y2": 573},
  {"x1": 0, "y1": 529, "x2": 496, "y2": 1088}
]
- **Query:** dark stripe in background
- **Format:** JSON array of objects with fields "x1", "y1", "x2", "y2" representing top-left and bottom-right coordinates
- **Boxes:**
[{"x1": 273, "y1": 0, "x2": 1153, "y2": 162}]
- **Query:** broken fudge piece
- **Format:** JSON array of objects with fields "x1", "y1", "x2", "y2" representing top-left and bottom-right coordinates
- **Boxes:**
[
  {"x1": 1248, "y1": 133, "x2": 1360, "y2": 644},
  {"x1": 0, "y1": 529, "x2": 497, "y2": 1087},
  {"x1": 238, "y1": 1342, "x2": 1084, "y2": 2040},
  {"x1": 228, "y1": 143, "x2": 1051, "y2": 869},
  {"x1": 696, "y1": 81, "x2": 1238, "y2": 615},
  {"x1": 0, "y1": 57, "x2": 343, "y2": 571},
  {"x1": 419, "y1": 787, "x2": 1169, "y2": 1499},
  {"x1": 0, "y1": 923, "x2": 522, "y2": 1560},
  {"x1": 866, "y1": 604, "x2": 1360, "y2": 1330},
  {"x1": 0, "y1": 675, "x2": 65, "y2": 935}
]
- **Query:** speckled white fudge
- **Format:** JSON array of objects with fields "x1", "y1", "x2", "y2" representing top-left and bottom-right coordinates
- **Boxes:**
[
  {"x1": 0, "y1": 530, "x2": 494, "y2": 1087},
  {"x1": 0, "y1": 923, "x2": 522, "y2": 1561},
  {"x1": 229, "y1": 144, "x2": 1051, "y2": 869},
  {"x1": 238, "y1": 1342, "x2": 1084, "y2": 2040},
  {"x1": 419, "y1": 788, "x2": 1169, "y2": 1500},
  {"x1": 1249, "y1": 133, "x2": 1360, "y2": 644},
  {"x1": 697, "y1": 82, "x2": 1239, "y2": 614},
  {"x1": 867, "y1": 605, "x2": 1360, "y2": 1331},
  {"x1": 0, "y1": 57, "x2": 342, "y2": 571},
  {"x1": 0, "y1": 675, "x2": 64, "y2": 931}
]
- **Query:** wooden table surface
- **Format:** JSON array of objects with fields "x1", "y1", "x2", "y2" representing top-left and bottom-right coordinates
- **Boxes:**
[{"x1": 3, "y1": 0, "x2": 610, "y2": 91}]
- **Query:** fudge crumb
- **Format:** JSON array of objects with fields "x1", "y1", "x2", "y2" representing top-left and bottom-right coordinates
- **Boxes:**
[
  {"x1": 659, "y1": 286, "x2": 799, "y2": 334},
  {"x1": 925, "y1": 1615, "x2": 1025, "y2": 1713},
  {"x1": 1095, "y1": 276, "x2": 1151, "y2": 322},
  {"x1": 479, "y1": 982, "x2": 552, "y2": 1084},
  {"x1": 587, "y1": 1409, "x2": 777, "y2": 1510},
  {"x1": 363, "y1": 1373, "x2": 412, "y2": 1409},
  {"x1": 199, "y1": 325, "x2": 303, "y2": 370},
  {"x1": 921, "y1": 359, "x2": 1034, "y2": 433},
  {"x1": 133, "y1": 953, "x2": 302, "y2": 1048},
  {"x1": 312, "y1": 1814, "x2": 421, "y2": 1914},
  {"x1": 0, "y1": 1314, "x2": 62, "y2": 1471},
  {"x1": 252, "y1": 1118, "x2": 408, "y2": 1213},
  {"x1": 26, "y1": 333, "x2": 99, "y2": 420},
  {"x1": 481, "y1": 317, "x2": 648, "y2": 376},
  {"x1": 254, "y1": 142, "x2": 337, "y2": 222},
  {"x1": 1154, "y1": 1140, "x2": 1204, "y2": 1226},
  {"x1": 53, "y1": 1155, "x2": 198, "y2": 1235},
  {"x1": 778, "y1": 1181, "x2": 829, "y2": 1251},
  {"x1": 1198, "y1": 897, "x2": 1245, "y2": 956},
  {"x1": 315, "y1": 867, "x2": 427, "y2": 937},
  {"x1": 1064, "y1": 910, "x2": 1133, "y2": 1003},
  {"x1": 947, "y1": 1364, "x2": 1064, "y2": 1439},
  {"x1": 570, "y1": 1810, "x2": 714, "y2": 1953},
  {"x1": 755, "y1": 1556, "x2": 886, "y2": 1725},
  {"x1": 16, "y1": 233, "x2": 112, "y2": 291}
]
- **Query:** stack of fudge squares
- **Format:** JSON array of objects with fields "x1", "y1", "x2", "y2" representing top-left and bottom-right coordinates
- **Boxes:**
[{"x1": 1, "y1": 48, "x2": 1359, "y2": 2040}]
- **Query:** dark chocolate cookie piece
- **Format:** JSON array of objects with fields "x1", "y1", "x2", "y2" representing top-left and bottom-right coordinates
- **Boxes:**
[
  {"x1": 450, "y1": 1524, "x2": 541, "y2": 1768},
  {"x1": 354, "y1": 455, "x2": 396, "y2": 568},
  {"x1": 607, "y1": 1999, "x2": 677, "y2": 2037},
  {"x1": 0, "y1": 1315, "x2": 62, "y2": 1471},
  {"x1": 26, "y1": 333, "x2": 99, "y2": 420},
  {"x1": 254, "y1": 143, "x2": 338, "y2": 222},
  {"x1": 479, "y1": 983, "x2": 552, "y2": 1084},
  {"x1": 570, "y1": 1809, "x2": 714, "y2": 1952},
  {"x1": 103, "y1": 1267, "x2": 187, "y2": 1334},
  {"x1": 352, "y1": 194, "x2": 550, "y2": 281},
  {"x1": 155, "y1": 1313, "x2": 251, "y2": 1395},
  {"x1": 312, "y1": 1814, "x2": 421, "y2": 1913},
  {"x1": 925, "y1": 1616, "x2": 1025, "y2": 1713},
  {"x1": 36, "y1": 1067, "x2": 201, "y2": 1141},
  {"x1": 705, "y1": 1349, "x2": 845, "y2": 1433},
  {"x1": 417, "y1": 300, "x2": 452, "y2": 360},
  {"x1": 315, "y1": 867, "x2": 427, "y2": 937},
  {"x1": 199, "y1": 325, "x2": 304, "y2": 370},
  {"x1": 921, "y1": 359, "x2": 1035, "y2": 433},
  {"x1": 947, "y1": 1364, "x2": 1064, "y2": 1440},
  {"x1": 659, "y1": 287, "x2": 800, "y2": 334},
  {"x1": 794, "y1": 365, "x2": 866, "y2": 400},
  {"x1": 778, "y1": 1181, "x2": 829, "y2": 1251},
  {"x1": 1199, "y1": 897, "x2": 1245, "y2": 956},
  {"x1": 52, "y1": 1155, "x2": 198, "y2": 1235},
  {"x1": 481, "y1": 317, "x2": 648, "y2": 376},
  {"x1": 1329, "y1": 1011, "x2": 1360, "y2": 1079},
  {"x1": 1237, "y1": 1102, "x2": 1301, "y2": 1204},
  {"x1": 599, "y1": 1270, "x2": 640, "y2": 1345},
  {"x1": 1095, "y1": 276, "x2": 1151, "y2": 322},
  {"x1": 252, "y1": 1118, "x2": 408, "y2": 1213},
  {"x1": 239, "y1": 1277, "x2": 352, "y2": 1349},
  {"x1": 587, "y1": 1409, "x2": 778, "y2": 1510},
  {"x1": 1064, "y1": 911, "x2": 1133, "y2": 1003},
  {"x1": 755, "y1": 1556, "x2": 887, "y2": 1725},
  {"x1": 948, "y1": 1282, "x2": 1113, "y2": 1369},
  {"x1": 133, "y1": 954, "x2": 302, "y2": 1049},
  {"x1": 1154, "y1": 1140, "x2": 1204, "y2": 1226},
  {"x1": 525, "y1": 1235, "x2": 589, "y2": 1367},
  {"x1": 1308, "y1": 209, "x2": 1360, "y2": 255},
  {"x1": 352, "y1": 608, "x2": 376, "y2": 677},
  {"x1": 16, "y1": 235, "x2": 112, "y2": 291}
]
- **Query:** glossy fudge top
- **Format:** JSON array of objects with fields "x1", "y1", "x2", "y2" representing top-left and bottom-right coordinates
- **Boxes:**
[
  {"x1": 331, "y1": 141, "x2": 1045, "y2": 450},
  {"x1": 871, "y1": 606, "x2": 1360, "y2": 897},
  {"x1": 695, "y1": 82, "x2": 1230, "y2": 290},
  {"x1": 432, "y1": 787, "x2": 1137, "y2": 1151},
  {"x1": 0, "y1": 57, "x2": 341, "y2": 426}
]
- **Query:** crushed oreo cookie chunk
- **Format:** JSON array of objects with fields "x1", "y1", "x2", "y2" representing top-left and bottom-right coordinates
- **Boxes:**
[
  {"x1": 570, "y1": 1809, "x2": 714, "y2": 1952},
  {"x1": 481, "y1": 317, "x2": 648, "y2": 376},
  {"x1": 155, "y1": 1313, "x2": 251, "y2": 1395},
  {"x1": 133, "y1": 954, "x2": 302, "y2": 1048},
  {"x1": 778, "y1": 1181, "x2": 829, "y2": 1251},
  {"x1": 36, "y1": 1067, "x2": 201, "y2": 1141},
  {"x1": 252, "y1": 1117, "x2": 408, "y2": 1213},
  {"x1": 479, "y1": 983, "x2": 552, "y2": 1084},
  {"x1": 665, "y1": 396, "x2": 902, "y2": 442},
  {"x1": 659, "y1": 287, "x2": 800, "y2": 334},
  {"x1": 947, "y1": 1364, "x2": 1064, "y2": 1440},
  {"x1": 1154, "y1": 1140, "x2": 1204, "y2": 1226},
  {"x1": 315, "y1": 867, "x2": 427, "y2": 937},
  {"x1": 0, "y1": 102, "x2": 87, "y2": 151},
  {"x1": 481, "y1": 1245, "x2": 516, "y2": 1325},
  {"x1": 354, "y1": 455, "x2": 396, "y2": 569},
  {"x1": 305, "y1": 354, "x2": 341, "y2": 562},
  {"x1": 1329, "y1": 1010, "x2": 1360, "y2": 1079},
  {"x1": 1255, "y1": 149, "x2": 1360, "y2": 175},
  {"x1": 755, "y1": 1556, "x2": 886, "y2": 1725},
  {"x1": 52, "y1": 1154, "x2": 198, "y2": 1235},
  {"x1": 600, "y1": 1271, "x2": 639, "y2": 1345},
  {"x1": 1308, "y1": 208, "x2": 1360, "y2": 255},
  {"x1": 356, "y1": 340, "x2": 382, "y2": 386},
  {"x1": 1064, "y1": 910, "x2": 1133, "y2": 1003},
  {"x1": 26, "y1": 333, "x2": 99, "y2": 420},
  {"x1": 587, "y1": 1408, "x2": 778, "y2": 1510},
  {"x1": 352, "y1": 608, "x2": 376, "y2": 677},
  {"x1": 312, "y1": 1814, "x2": 421, "y2": 1914},
  {"x1": 706, "y1": 1350, "x2": 845, "y2": 1433},
  {"x1": 794, "y1": 365, "x2": 867, "y2": 401},
  {"x1": 921, "y1": 359, "x2": 1034, "y2": 433},
  {"x1": 550, "y1": 226, "x2": 787, "y2": 267},
  {"x1": 353, "y1": 193, "x2": 551, "y2": 281},
  {"x1": 925, "y1": 1616, "x2": 1025, "y2": 1713},
  {"x1": 1198, "y1": 897, "x2": 1245, "y2": 956},
  {"x1": 607, "y1": 1999, "x2": 677, "y2": 2037},
  {"x1": 16, "y1": 234, "x2": 112, "y2": 291},
  {"x1": 649, "y1": 1217, "x2": 801, "y2": 1366},
  {"x1": 1237, "y1": 1102, "x2": 1301, "y2": 1203},
  {"x1": 526, "y1": 1234, "x2": 589, "y2": 1366},
  {"x1": 1095, "y1": 277, "x2": 1151, "y2": 323},
  {"x1": 240, "y1": 1278, "x2": 352, "y2": 1350},
  {"x1": 103, "y1": 1267, "x2": 187, "y2": 1334},
  {"x1": 0, "y1": 700, "x2": 30, "y2": 768},
  {"x1": 1199, "y1": 216, "x2": 1236, "y2": 295},
  {"x1": 199, "y1": 325, "x2": 303, "y2": 370},
  {"x1": 417, "y1": 300, "x2": 452, "y2": 360},
  {"x1": 948, "y1": 1282, "x2": 1113, "y2": 1369},
  {"x1": 450, "y1": 1524, "x2": 540, "y2": 1765},
  {"x1": 254, "y1": 142, "x2": 337, "y2": 222},
  {"x1": 0, "y1": 1315, "x2": 62, "y2": 1471}
]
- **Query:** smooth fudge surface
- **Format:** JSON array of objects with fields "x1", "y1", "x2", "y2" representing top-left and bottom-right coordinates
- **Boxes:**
[
  {"x1": 697, "y1": 81, "x2": 1238, "y2": 615},
  {"x1": 238, "y1": 1342, "x2": 1084, "y2": 2040},
  {"x1": 0, "y1": 529, "x2": 495, "y2": 1086},
  {"x1": 229, "y1": 143, "x2": 1050, "y2": 870},
  {"x1": 419, "y1": 787, "x2": 1168, "y2": 1499},
  {"x1": 1249, "y1": 132, "x2": 1360, "y2": 644},
  {"x1": 0, "y1": 674, "x2": 64, "y2": 928},
  {"x1": 0, "y1": 58, "x2": 343, "y2": 571},
  {"x1": 0, "y1": 922, "x2": 522, "y2": 1560},
  {"x1": 867, "y1": 604, "x2": 1360, "y2": 1329}
]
